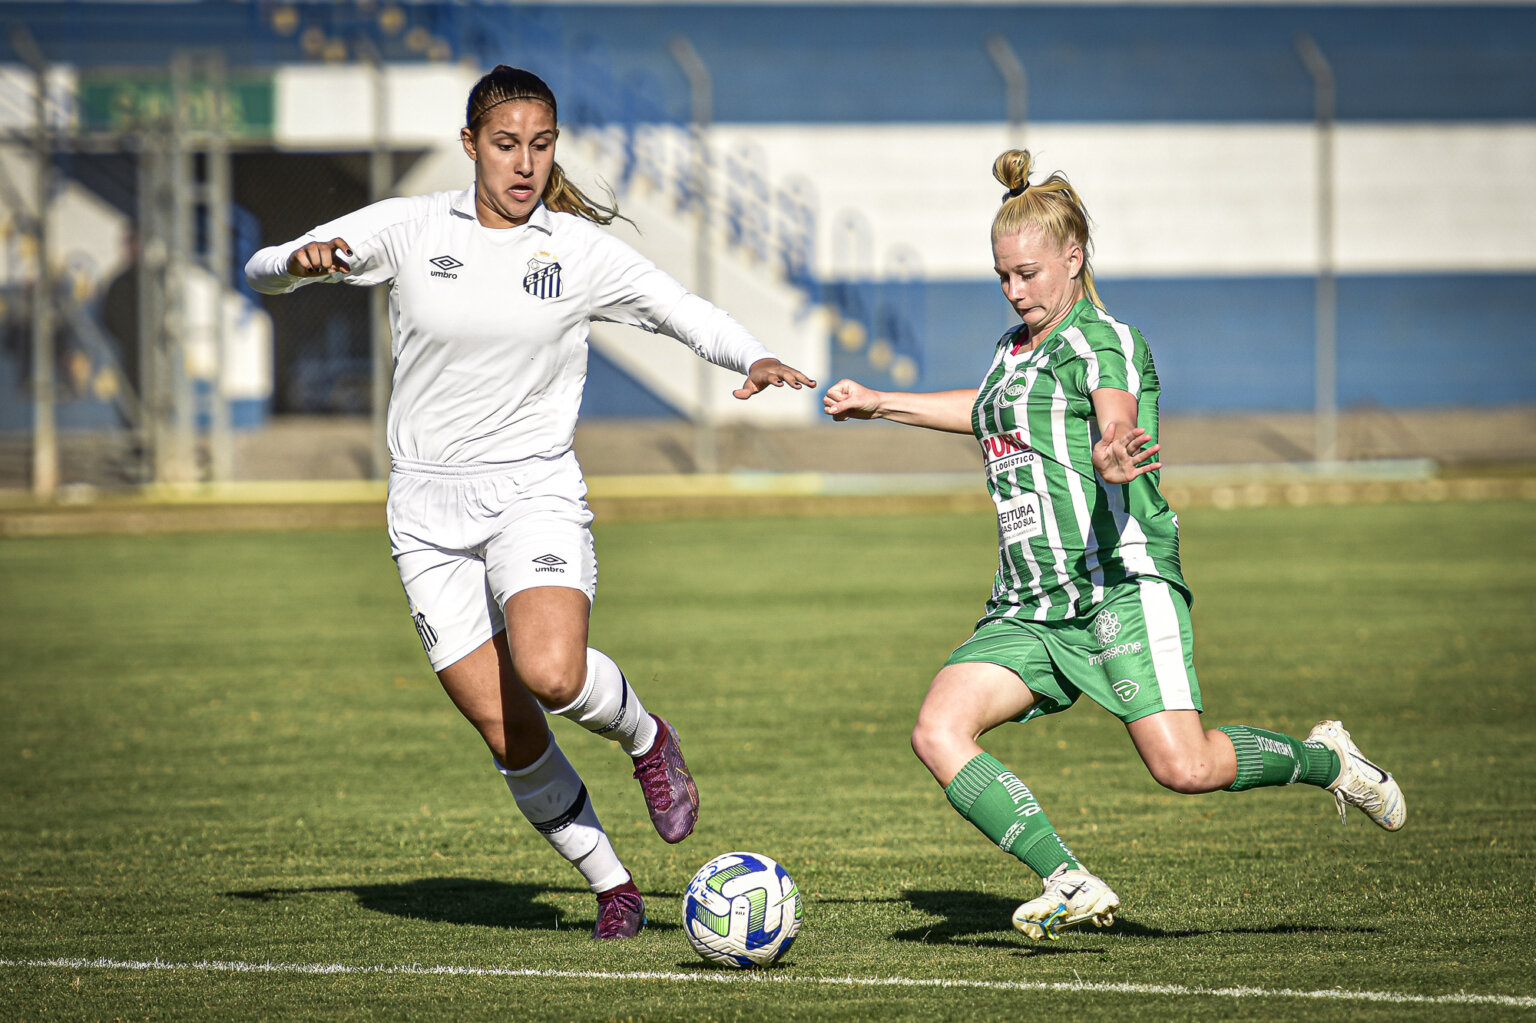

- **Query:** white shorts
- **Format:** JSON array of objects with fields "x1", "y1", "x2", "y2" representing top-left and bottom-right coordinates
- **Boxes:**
[{"x1": 387, "y1": 451, "x2": 597, "y2": 672}]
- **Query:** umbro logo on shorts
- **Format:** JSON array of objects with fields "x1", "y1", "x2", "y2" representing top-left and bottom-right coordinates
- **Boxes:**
[
  {"x1": 533, "y1": 553, "x2": 567, "y2": 574},
  {"x1": 429, "y1": 255, "x2": 462, "y2": 279}
]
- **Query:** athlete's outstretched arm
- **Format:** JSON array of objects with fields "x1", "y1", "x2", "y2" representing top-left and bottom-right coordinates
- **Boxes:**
[
  {"x1": 823, "y1": 378, "x2": 977, "y2": 434},
  {"x1": 734, "y1": 358, "x2": 817, "y2": 400},
  {"x1": 245, "y1": 237, "x2": 353, "y2": 295},
  {"x1": 245, "y1": 194, "x2": 426, "y2": 295},
  {"x1": 1089, "y1": 386, "x2": 1161, "y2": 483}
]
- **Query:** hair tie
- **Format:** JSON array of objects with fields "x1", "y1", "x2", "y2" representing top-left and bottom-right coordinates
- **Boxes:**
[{"x1": 1005, "y1": 182, "x2": 1028, "y2": 200}]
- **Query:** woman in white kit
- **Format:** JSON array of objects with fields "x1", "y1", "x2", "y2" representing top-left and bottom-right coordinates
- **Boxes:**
[{"x1": 246, "y1": 65, "x2": 814, "y2": 939}]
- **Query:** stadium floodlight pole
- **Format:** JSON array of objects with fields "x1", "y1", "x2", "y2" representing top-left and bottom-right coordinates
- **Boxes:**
[
  {"x1": 1296, "y1": 33, "x2": 1338, "y2": 466},
  {"x1": 984, "y1": 32, "x2": 1028, "y2": 150},
  {"x1": 668, "y1": 34, "x2": 717, "y2": 474},
  {"x1": 203, "y1": 51, "x2": 235, "y2": 484},
  {"x1": 360, "y1": 37, "x2": 392, "y2": 481},
  {"x1": 161, "y1": 54, "x2": 200, "y2": 483},
  {"x1": 11, "y1": 24, "x2": 57, "y2": 498}
]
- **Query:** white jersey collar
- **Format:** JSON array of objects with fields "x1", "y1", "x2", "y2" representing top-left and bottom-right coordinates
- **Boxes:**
[{"x1": 452, "y1": 185, "x2": 555, "y2": 234}]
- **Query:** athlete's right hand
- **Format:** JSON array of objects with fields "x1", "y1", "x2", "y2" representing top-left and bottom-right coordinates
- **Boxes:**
[
  {"x1": 823, "y1": 378, "x2": 882, "y2": 421},
  {"x1": 287, "y1": 237, "x2": 353, "y2": 277}
]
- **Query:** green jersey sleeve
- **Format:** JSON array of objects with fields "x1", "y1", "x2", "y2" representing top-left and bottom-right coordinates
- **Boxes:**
[{"x1": 1058, "y1": 318, "x2": 1148, "y2": 399}]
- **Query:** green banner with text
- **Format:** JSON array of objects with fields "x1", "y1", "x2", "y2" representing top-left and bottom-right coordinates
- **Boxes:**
[{"x1": 79, "y1": 73, "x2": 273, "y2": 138}]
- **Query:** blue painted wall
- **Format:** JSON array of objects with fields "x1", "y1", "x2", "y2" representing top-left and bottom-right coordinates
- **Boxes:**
[
  {"x1": 835, "y1": 275, "x2": 1536, "y2": 412},
  {"x1": 13, "y1": 4, "x2": 1536, "y2": 123},
  {"x1": 9, "y1": 3, "x2": 1533, "y2": 417}
]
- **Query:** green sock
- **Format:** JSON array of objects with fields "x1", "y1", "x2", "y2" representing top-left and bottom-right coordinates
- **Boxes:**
[
  {"x1": 1218, "y1": 725, "x2": 1340, "y2": 791},
  {"x1": 945, "y1": 752, "x2": 1080, "y2": 878}
]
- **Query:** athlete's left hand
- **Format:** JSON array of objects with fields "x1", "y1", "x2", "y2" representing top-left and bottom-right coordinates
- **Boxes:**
[
  {"x1": 735, "y1": 358, "x2": 818, "y2": 400},
  {"x1": 1093, "y1": 420, "x2": 1162, "y2": 484}
]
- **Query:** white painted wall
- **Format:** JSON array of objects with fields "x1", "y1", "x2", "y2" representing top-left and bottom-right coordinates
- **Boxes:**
[
  {"x1": 272, "y1": 62, "x2": 479, "y2": 150},
  {"x1": 711, "y1": 121, "x2": 1536, "y2": 279}
]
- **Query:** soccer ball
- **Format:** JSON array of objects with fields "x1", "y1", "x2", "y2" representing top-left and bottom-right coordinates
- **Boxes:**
[{"x1": 682, "y1": 851, "x2": 802, "y2": 967}]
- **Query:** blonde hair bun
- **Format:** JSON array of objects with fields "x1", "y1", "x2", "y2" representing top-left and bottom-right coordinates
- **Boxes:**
[{"x1": 992, "y1": 149, "x2": 1034, "y2": 193}]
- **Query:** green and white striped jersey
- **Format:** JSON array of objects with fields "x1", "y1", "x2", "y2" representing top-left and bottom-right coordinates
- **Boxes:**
[{"x1": 971, "y1": 297, "x2": 1187, "y2": 623}]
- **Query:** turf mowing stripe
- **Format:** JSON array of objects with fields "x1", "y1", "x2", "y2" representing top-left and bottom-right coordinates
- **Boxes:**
[{"x1": 3, "y1": 958, "x2": 1533, "y2": 1009}]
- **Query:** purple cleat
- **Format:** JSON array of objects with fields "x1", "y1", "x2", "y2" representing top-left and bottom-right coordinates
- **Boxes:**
[
  {"x1": 631, "y1": 714, "x2": 699, "y2": 844},
  {"x1": 592, "y1": 876, "x2": 646, "y2": 939}
]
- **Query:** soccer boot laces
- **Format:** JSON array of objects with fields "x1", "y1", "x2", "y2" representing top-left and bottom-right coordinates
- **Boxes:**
[
  {"x1": 631, "y1": 715, "x2": 699, "y2": 844},
  {"x1": 1307, "y1": 719, "x2": 1407, "y2": 831},
  {"x1": 592, "y1": 876, "x2": 646, "y2": 939},
  {"x1": 1012, "y1": 865, "x2": 1120, "y2": 941}
]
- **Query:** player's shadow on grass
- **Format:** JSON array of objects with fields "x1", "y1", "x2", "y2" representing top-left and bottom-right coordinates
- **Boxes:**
[
  {"x1": 888, "y1": 890, "x2": 1094, "y2": 953},
  {"x1": 889, "y1": 889, "x2": 1377, "y2": 950},
  {"x1": 225, "y1": 877, "x2": 680, "y2": 933}
]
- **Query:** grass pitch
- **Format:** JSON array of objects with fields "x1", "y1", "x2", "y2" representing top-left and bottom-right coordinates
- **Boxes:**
[{"x1": 2, "y1": 501, "x2": 1534, "y2": 1021}]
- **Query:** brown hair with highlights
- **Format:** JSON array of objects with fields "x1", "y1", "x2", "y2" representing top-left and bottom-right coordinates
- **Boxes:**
[{"x1": 466, "y1": 65, "x2": 622, "y2": 226}]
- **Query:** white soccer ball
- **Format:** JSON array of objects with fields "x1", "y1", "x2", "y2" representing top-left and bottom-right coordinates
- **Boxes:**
[{"x1": 682, "y1": 851, "x2": 802, "y2": 967}]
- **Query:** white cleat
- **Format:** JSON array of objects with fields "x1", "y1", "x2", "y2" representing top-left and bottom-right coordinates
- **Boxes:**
[
  {"x1": 1012, "y1": 866, "x2": 1120, "y2": 941},
  {"x1": 1307, "y1": 719, "x2": 1406, "y2": 831}
]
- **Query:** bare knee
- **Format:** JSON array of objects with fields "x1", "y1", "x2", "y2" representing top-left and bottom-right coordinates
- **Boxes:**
[
  {"x1": 909, "y1": 718, "x2": 940, "y2": 771},
  {"x1": 516, "y1": 647, "x2": 587, "y2": 708},
  {"x1": 911, "y1": 711, "x2": 968, "y2": 781},
  {"x1": 1147, "y1": 756, "x2": 1223, "y2": 795}
]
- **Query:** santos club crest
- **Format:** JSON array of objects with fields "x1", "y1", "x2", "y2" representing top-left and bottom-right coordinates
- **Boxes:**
[{"x1": 523, "y1": 251, "x2": 563, "y2": 299}]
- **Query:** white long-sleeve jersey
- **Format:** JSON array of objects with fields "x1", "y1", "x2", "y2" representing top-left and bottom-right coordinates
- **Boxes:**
[{"x1": 245, "y1": 187, "x2": 777, "y2": 466}]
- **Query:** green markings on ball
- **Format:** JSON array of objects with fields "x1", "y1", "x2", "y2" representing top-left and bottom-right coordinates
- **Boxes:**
[
  {"x1": 747, "y1": 887, "x2": 767, "y2": 935},
  {"x1": 706, "y1": 863, "x2": 752, "y2": 893},
  {"x1": 772, "y1": 883, "x2": 799, "y2": 910},
  {"x1": 691, "y1": 903, "x2": 731, "y2": 938}
]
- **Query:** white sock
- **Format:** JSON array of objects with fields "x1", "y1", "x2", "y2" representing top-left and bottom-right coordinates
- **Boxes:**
[
  {"x1": 551, "y1": 648, "x2": 658, "y2": 757},
  {"x1": 496, "y1": 738, "x2": 628, "y2": 893}
]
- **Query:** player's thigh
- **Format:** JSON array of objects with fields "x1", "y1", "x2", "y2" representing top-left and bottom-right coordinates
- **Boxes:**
[
  {"x1": 942, "y1": 618, "x2": 1077, "y2": 724},
  {"x1": 502, "y1": 586, "x2": 592, "y2": 707},
  {"x1": 919, "y1": 661, "x2": 1041, "y2": 741},
  {"x1": 1071, "y1": 579, "x2": 1203, "y2": 723},
  {"x1": 482, "y1": 454, "x2": 597, "y2": 613},
  {"x1": 393, "y1": 542, "x2": 503, "y2": 674}
]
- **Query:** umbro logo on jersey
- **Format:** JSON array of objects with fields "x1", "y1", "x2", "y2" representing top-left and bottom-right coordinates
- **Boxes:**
[
  {"x1": 523, "y1": 252, "x2": 563, "y2": 299},
  {"x1": 429, "y1": 255, "x2": 462, "y2": 279},
  {"x1": 532, "y1": 553, "x2": 567, "y2": 573}
]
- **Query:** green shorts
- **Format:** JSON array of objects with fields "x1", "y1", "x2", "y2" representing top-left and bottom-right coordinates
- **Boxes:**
[{"x1": 945, "y1": 578, "x2": 1203, "y2": 725}]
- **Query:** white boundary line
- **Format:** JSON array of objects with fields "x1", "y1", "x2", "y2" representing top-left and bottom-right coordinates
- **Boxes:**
[{"x1": 3, "y1": 958, "x2": 1534, "y2": 1009}]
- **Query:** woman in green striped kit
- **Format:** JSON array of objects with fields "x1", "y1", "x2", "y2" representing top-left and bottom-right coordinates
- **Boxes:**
[{"x1": 823, "y1": 149, "x2": 1405, "y2": 940}]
